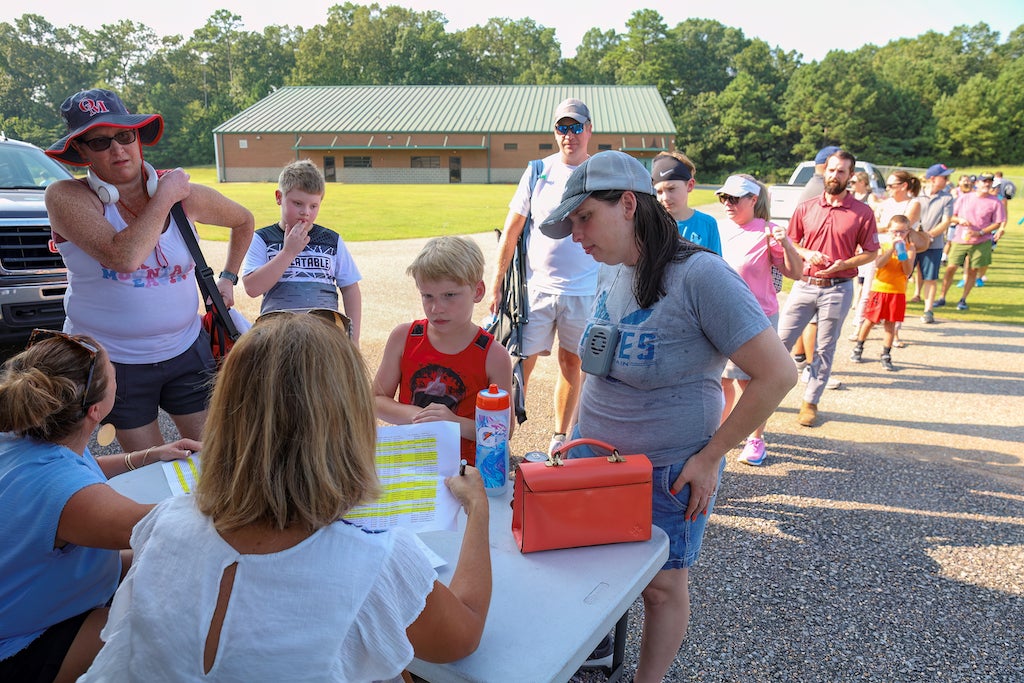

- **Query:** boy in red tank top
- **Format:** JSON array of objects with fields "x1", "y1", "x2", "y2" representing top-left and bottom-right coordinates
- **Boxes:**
[{"x1": 373, "y1": 236, "x2": 512, "y2": 464}]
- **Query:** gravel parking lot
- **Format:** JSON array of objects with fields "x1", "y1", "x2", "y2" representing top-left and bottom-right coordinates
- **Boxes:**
[{"x1": 96, "y1": 228, "x2": 1024, "y2": 682}]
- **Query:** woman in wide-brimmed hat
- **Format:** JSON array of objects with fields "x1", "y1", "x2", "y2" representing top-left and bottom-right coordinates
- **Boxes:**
[{"x1": 44, "y1": 89, "x2": 254, "y2": 453}]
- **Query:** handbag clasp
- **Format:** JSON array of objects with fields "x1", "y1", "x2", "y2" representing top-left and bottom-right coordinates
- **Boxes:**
[{"x1": 606, "y1": 449, "x2": 625, "y2": 463}]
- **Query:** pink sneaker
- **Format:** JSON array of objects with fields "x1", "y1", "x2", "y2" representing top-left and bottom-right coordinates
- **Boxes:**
[{"x1": 738, "y1": 438, "x2": 766, "y2": 466}]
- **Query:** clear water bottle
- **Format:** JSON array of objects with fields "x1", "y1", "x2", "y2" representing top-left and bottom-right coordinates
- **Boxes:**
[
  {"x1": 475, "y1": 384, "x2": 510, "y2": 497},
  {"x1": 894, "y1": 239, "x2": 908, "y2": 261}
]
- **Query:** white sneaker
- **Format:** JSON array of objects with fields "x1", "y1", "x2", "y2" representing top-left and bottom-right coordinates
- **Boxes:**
[
  {"x1": 827, "y1": 376, "x2": 843, "y2": 390},
  {"x1": 800, "y1": 367, "x2": 811, "y2": 383}
]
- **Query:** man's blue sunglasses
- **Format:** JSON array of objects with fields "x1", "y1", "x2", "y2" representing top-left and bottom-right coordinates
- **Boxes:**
[{"x1": 555, "y1": 122, "x2": 585, "y2": 135}]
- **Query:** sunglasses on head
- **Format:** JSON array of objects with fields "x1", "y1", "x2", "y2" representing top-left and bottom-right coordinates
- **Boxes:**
[
  {"x1": 78, "y1": 129, "x2": 137, "y2": 152},
  {"x1": 27, "y1": 329, "x2": 99, "y2": 413},
  {"x1": 554, "y1": 122, "x2": 585, "y2": 136},
  {"x1": 255, "y1": 308, "x2": 353, "y2": 337},
  {"x1": 718, "y1": 195, "x2": 746, "y2": 206}
]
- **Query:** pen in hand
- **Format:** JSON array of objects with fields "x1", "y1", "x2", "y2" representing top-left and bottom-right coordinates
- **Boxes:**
[{"x1": 459, "y1": 459, "x2": 467, "y2": 476}]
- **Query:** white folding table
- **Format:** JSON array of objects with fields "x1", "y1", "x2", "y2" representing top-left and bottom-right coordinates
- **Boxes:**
[{"x1": 109, "y1": 466, "x2": 668, "y2": 683}]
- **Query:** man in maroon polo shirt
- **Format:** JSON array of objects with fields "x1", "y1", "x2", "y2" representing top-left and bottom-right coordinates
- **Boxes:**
[{"x1": 776, "y1": 149, "x2": 880, "y2": 427}]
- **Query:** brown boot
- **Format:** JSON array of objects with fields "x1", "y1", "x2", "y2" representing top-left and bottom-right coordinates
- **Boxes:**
[{"x1": 798, "y1": 401, "x2": 818, "y2": 427}]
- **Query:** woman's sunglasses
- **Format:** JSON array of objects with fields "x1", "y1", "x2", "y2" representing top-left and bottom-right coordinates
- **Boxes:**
[
  {"x1": 27, "y1": 329, "x2": 98, "y2": 412},
  {"x1": 718, "y1": 195, "x2": 747, "y2": 206},
  {"x1": 78, "y1": 129, "x2": 138, "y2": 152},
  {"x1": 255, "y1": 308, "x2": 353, "y2": 337}
]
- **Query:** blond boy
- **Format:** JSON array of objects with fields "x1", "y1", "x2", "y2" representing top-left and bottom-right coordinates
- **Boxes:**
[{"x1": 374, "y1": 236, "x2": 512, "y2": 464}]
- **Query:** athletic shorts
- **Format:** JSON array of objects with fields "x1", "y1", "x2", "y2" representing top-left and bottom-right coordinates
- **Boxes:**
[
  {"x1": 107, "y1": 332, "x2": 216, "y2": 429},
  {"x1": 864, "y1": 290, "x2": 906, "y2": 324},
  {"x1": 947, "y1": 241, "x2": 992, "y2": 270},
  {"x1": 521, "y1": 289, "x2": 592, "y2": 357}
]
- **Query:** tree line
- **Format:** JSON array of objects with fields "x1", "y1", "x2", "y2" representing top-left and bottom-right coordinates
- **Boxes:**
[{"x1": 2, "y1": 5, "x2": 1022, "y2": 180}]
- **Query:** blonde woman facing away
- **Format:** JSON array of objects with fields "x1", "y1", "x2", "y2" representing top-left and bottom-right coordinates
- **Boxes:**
[{"x1": 81, "y1": 313, "x2": 491, "y2": 682}]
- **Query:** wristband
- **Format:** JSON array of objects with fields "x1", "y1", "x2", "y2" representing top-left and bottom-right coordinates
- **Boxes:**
[{"x1": 218, "y1": 270, "x2": 238, "y2": 285}]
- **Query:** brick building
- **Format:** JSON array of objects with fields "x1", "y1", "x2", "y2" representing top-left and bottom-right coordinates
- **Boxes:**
[{"x1": 213, "y1": 84, "x2": 676, "y2": 184}]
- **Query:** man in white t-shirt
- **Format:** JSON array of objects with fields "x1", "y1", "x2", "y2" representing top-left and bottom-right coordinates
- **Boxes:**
[{"x1": 489, "y1": 98, "x2": 597, "y2": 454}]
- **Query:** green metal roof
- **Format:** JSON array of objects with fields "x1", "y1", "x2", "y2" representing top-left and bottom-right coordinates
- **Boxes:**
[{"x1": 214, "y1": 85, "x2": 675, "y2": 135}]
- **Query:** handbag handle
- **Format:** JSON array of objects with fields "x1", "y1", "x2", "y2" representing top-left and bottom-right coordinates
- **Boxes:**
[{"x1": 549, "y1": 438, "x2": 626, "y2": 466}]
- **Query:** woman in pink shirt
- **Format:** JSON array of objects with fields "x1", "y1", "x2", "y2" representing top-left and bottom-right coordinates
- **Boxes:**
[{"x1": 716, "y1": 175, "x2": 803, "y2": 465}]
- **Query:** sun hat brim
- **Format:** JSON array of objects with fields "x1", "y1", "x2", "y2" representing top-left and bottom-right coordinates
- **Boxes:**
[{"x1": 46, "y1": 114, "x2": 163, "y2": 166}]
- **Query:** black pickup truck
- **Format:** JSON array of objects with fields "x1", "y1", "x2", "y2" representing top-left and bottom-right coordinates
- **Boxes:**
[{"x1": 0, "y1": 133, "x2": 70, "y2": 343}]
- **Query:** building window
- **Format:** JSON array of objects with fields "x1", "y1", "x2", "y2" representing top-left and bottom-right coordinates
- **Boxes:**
[
  {"x1": 410, "y1": 156, "x2": 440, "y2": 168},
  {"x1": 539, "y1": 143, "x2": 553, "y2": 151},
  {"x1": 597, "y1": 144, "x2": 613, "y2": 151},
  {"x1": 343, "y1": 156, "x2": 372, "y2": 168},
  {"x1": 504, "y1": 143, "x2": 518, "y2": 151}
]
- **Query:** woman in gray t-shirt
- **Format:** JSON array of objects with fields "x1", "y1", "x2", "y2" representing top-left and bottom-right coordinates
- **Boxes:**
[{"x1": 539, "y1": 151, "x2": 796, "y2": 683}]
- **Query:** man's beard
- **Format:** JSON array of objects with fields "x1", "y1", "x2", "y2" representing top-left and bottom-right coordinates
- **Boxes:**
[{"x1": 825, "y1": 179, "x2": 845, "y2": 195}]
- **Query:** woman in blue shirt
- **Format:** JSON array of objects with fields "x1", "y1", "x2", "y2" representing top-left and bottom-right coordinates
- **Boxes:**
[{"x1": 0, "y1": 330, "x2": 197, "y2": 682}]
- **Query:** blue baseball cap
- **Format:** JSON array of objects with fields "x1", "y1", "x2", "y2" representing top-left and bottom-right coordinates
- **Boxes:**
[
  {"x1": 925, "y1": 164, "x2": 955, "y2": 179},
  {"x1": 814, "y1": 146, "x2": 841, "y2": 165}
]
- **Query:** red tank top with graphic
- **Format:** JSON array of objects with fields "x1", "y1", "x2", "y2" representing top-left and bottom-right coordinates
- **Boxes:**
[{"x1": 398, "y1": 320, "x2": 494, "y2": 464}]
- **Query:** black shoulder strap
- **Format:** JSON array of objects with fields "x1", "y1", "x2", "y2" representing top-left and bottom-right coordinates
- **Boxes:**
[{"x1": 170, "y1": 202, "x2": 240, "y2": 341}]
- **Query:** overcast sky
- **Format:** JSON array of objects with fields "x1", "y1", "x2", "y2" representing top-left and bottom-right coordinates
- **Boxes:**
[{"x1": 7, "y1": 0, "x2": 1021, "y2": 62}]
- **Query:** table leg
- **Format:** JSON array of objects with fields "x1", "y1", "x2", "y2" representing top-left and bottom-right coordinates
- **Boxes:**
[{"x1": 603, "y1": 611, "x2": 629, "y2": 682}]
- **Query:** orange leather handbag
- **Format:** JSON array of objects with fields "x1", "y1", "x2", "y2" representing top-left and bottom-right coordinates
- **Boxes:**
[{"x1": 511, "y1": 438, "x2": 653, "y2": 553}]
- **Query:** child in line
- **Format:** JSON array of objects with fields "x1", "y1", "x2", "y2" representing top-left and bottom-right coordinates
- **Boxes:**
[
  {"x1": 374, "y1": 236, "x2": 512, "y2": 464},
  {"x1": 241, "y1": 159, "x2": 363, "y2": 342},
  {"x1": 850, "y1": 215, "x2": 916, "y2": 371},
  {"x1": 651, "y1": 151, "x2": 722, "y2": 254}
]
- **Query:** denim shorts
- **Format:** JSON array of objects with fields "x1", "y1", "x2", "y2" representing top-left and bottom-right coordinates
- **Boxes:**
[
  {"x1": 567, "y1": 429, "x2": 726, "y2": 570},
  {"x1": 917, "y1": 248, "x2": 943, "y2": 281}
]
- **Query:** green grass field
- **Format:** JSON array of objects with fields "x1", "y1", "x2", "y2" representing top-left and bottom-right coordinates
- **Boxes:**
[{"x1": 188, "y1": 166, "x2": 1022, "y2": 325}]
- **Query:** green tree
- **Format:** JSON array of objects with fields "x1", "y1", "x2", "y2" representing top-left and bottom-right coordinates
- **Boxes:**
[
  {"x1": 563, "y1": 28, "x2": 620, "y2": 84},
  {"x1": 0, "y1": 14, "x2": 91, "y2": 147},
  {"x1": 934, "y1": 71, "x2": 1007, "y2": 163},
  {"x1": 685, "y1": 40, "x2": 799, "y2": 178},
  {"x1": 79, "y1": 20, "x2": 158, "y2": 94},
  {"x1": 457, "y1": 17, "x2": 561, "y2": 84},
  {"x1": 662, "y1": 17, "x2": 750, "y2": 161},
  {"x1": 780, "y1": 47, "x2": 928, "y2": 164},
  {"x1": 292, "y1": 3, "x2": 464, "y2": 85},
  {"x1": 605, "y1": 10, "x2": 674, "y2": 91}
]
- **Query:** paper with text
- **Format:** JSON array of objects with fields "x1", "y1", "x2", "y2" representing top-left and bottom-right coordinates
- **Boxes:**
[
  {"x1": 344, "y1": 422, "x2": 462, "y2": 533},
  {"x1": 162, "y1": 456, "x2": 202, "y2": 496}
]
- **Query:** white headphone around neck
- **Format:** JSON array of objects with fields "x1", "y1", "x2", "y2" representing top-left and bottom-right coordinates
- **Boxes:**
[{"x1": 87, "y1": 161, "x2": 159, "y2": 205}]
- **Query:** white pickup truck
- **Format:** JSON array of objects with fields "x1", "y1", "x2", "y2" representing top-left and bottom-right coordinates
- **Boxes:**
[{"x1": 769, "y1": 161, "x2": 887, "y2": 227}]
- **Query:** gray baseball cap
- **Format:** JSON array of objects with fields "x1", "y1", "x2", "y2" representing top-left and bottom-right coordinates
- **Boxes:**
[
  {"x1": 552, "y1": 98, "x2": 591, "y2": 124},
  {"x1": 539, "y1": 151, "x2": 655, "y2": 239}
]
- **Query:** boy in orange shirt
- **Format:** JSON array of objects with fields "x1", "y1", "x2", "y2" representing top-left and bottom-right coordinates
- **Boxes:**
[
  {"x1": 850, "y1": 215, "x2": 916, "y2": 371},
  {"x1": 373, "y1": 236, "x2": 512, "y2": 464}
]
